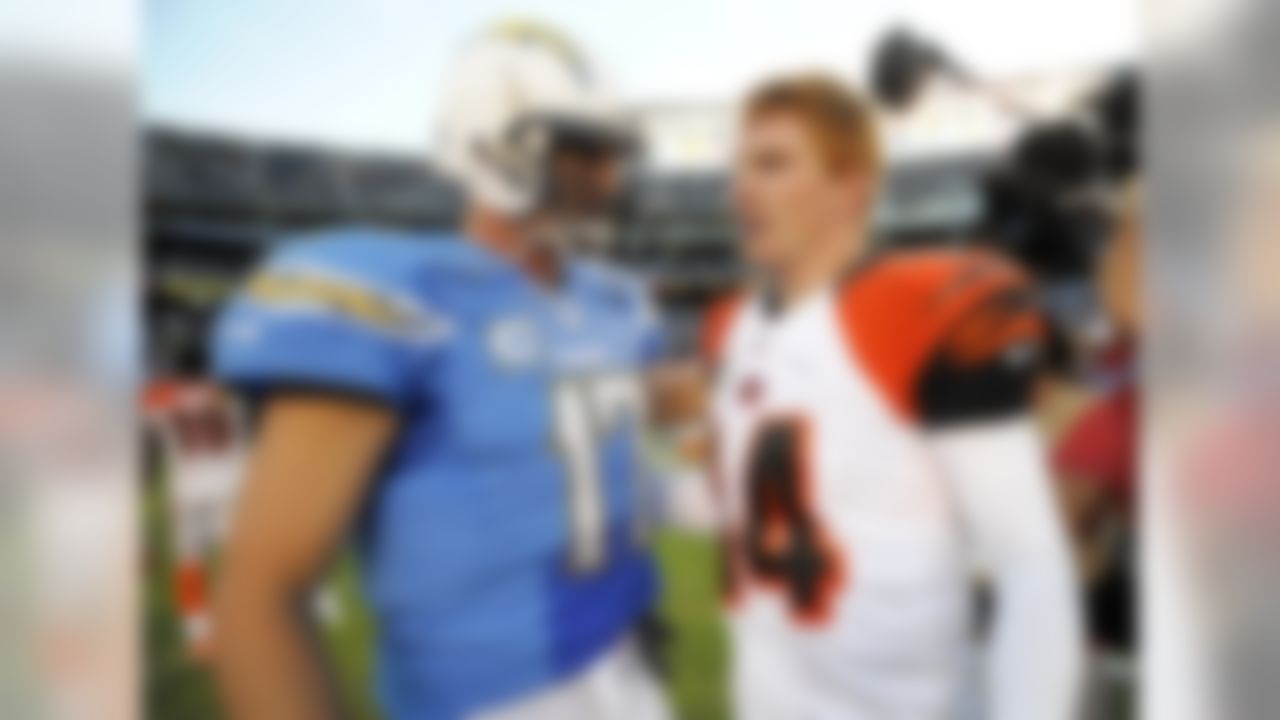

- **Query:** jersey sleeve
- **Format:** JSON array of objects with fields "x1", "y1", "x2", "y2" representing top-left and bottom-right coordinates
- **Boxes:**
[
  {"x1": 211, "y1": 237, "x2": 450, "y2": 407},
  {"x1": 838, "y1": 250, "x2": 1045, "y2": 427}
]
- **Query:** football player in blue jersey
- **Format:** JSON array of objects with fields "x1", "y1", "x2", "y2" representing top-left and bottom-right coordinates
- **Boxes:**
[{"x1": 210, "y1": 20, "x2": 673, "y2": 720}]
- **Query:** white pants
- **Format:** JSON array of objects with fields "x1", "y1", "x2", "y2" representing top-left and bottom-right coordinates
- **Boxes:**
[{"x1": 474, "y1": 636, "x2": 672, "y2": 720}]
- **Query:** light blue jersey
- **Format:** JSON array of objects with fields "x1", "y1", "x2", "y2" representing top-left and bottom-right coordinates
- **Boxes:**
[{"x1": 213, "y1": 226, "x2": 664, "y2": 720}]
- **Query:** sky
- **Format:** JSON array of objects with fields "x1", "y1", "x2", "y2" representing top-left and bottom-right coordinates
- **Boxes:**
[{"x1": 142, "y1": 0, "x2": 1139, "y2": 152}]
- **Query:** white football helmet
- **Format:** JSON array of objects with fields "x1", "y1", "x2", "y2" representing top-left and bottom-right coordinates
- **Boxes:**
[{"x1": 435, "y1": 19, "x2": 635, "y2": 216}]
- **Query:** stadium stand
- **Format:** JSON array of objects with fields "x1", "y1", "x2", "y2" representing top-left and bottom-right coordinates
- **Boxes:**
[{"x1": 145, "y1": 127, "x2": 989, "y2": 373}]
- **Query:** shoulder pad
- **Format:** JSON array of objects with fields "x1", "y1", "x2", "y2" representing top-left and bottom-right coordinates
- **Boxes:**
[
  {"x1": 241, "y1": 226, "x2": 460, "y2": 346},
  {"x1": 837, "y1": 248, "x2": 1042, "y2": 422}
]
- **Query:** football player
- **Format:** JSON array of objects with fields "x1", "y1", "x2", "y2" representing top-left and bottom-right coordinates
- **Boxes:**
[
  {"x1": 210, "y1": 21, "x2": 670, "y2": 720},
  {"x1": 705, "y1": 74, "x2": 1084, "y2": 719},
  {"x1": 144, "y1": 379, "x2": 248, "y2": 661}
]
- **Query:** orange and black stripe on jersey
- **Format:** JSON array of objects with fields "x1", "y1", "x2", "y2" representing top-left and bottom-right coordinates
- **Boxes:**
[{"x1": 837, "y1": 248, "x2": 1046, "y2": 427}]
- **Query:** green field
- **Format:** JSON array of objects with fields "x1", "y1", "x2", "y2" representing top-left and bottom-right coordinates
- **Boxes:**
[{"x1": 145, "y1": 474, "x2": 728, "y2": 720}]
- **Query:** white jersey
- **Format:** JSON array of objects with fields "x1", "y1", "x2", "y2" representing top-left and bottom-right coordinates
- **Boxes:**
[
  {"x1": 474, "y1": 635, "x2": 670, "y2": 720},
  {"x1": 704, "y1": 249, "x2": 1044, "y2": 720}
]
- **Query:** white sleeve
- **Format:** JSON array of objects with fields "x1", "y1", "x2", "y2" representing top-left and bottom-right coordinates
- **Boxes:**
[{"x1": 930, "y1": 418, "x2": 1085, "y2": 720}]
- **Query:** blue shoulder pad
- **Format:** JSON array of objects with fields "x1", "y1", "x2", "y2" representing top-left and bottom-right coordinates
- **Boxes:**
[{"x1": 212, "y1": 227, "x2": 455, "y2": 406}]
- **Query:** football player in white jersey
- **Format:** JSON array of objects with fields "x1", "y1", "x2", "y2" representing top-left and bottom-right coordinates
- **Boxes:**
[
  {"x1": 703, "y1": 74, "x2": 1084, "y2": 720},
  {"x1": 144, "y1": 380, "x2": 248, "y2": 660}
]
